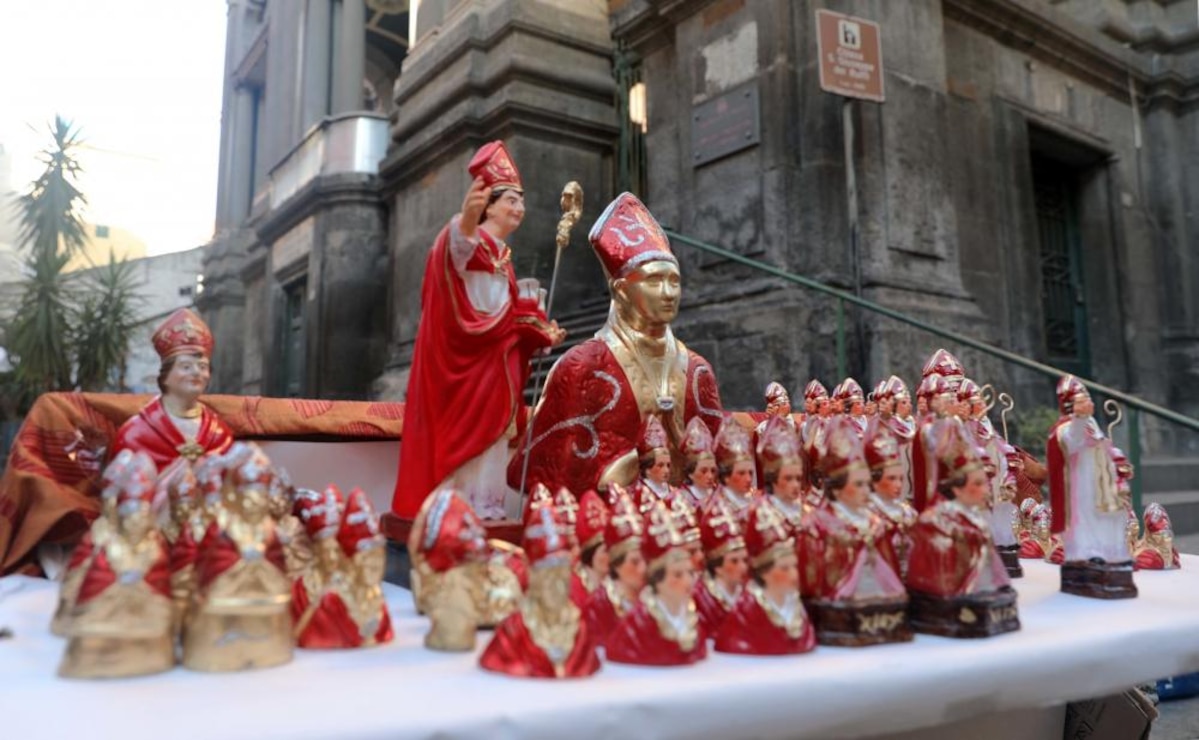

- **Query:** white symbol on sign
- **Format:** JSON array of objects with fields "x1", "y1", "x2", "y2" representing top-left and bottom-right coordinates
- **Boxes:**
[{"x1": 839, "y1": 20, "x2": 861, "y2": 50}]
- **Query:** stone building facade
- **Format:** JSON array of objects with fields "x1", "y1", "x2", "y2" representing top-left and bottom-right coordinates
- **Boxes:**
[{"x1": 202, "y1": 0, "x2": 1199, "y2": 447}]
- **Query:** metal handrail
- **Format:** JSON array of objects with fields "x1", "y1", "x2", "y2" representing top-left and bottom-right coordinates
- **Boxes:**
[{"x1": 664, "y1": 228, "x2": 1199, "y2": 513}]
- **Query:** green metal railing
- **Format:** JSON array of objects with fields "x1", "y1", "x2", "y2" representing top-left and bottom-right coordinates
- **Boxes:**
[{"x1": 664, "y1": 228, "x2": 1199, "y2": 514}]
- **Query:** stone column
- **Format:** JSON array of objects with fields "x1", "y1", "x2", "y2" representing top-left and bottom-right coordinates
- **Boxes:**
[
  {"x1": 300, "y1": 0, "x2": 332, "y2": 131},
  {"x1": 228, "y1": 84, "x2": 257, "y2": 223},
  {"x1": 332, "y1": 0, "x2": 367, "y2": 112}
]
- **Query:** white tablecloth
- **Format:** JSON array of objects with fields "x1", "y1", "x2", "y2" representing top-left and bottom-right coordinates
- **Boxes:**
[{"x1": 1, "y1": 558, "x2": 1195, "y2": 740}]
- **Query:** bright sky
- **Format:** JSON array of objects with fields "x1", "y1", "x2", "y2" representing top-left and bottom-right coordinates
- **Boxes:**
[{"x1": 0, "y1": 0, "x2": 227, "y2": 256}]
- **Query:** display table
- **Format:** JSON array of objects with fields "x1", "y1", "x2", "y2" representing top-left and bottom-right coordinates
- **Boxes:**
[{"x1": 2, "y1": 558, "x2": 1195, "y2": 740}]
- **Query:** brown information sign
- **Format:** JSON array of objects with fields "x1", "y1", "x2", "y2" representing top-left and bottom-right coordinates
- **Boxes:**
[{"x1": 816, "y1": 9, "x2": 884, "y2": 102}]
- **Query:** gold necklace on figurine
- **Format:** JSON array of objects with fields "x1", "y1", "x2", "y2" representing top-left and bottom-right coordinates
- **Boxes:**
[{"x1": 612, "y1": 322, "x2": 678, "y2": 412}]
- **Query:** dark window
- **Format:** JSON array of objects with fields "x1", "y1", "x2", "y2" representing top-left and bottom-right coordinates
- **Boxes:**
[
  {"x1": 280, "y1": 280, "x2": 306, "y2": 397},
  {"x1": 1032, "y1": 156, "x2": 1090, "y2": 378},
  {"x1": 178, "y1": 286, "x2": 193, "y2": 297}
]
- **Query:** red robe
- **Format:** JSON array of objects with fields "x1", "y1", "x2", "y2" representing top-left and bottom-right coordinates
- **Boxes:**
[
  {"x1": 585, "y1": 580, "x2": 631, "y2": 648},
  {"x1": 906, "y1": 501, "x2": 1011, "y2": 597},
  {"x1": 605, "y1": 596, "x2": 707, "y2": 666},
  {"x1": 799, "y1": 504, "x2": 906, "y2": 603},
  {"x1": 692, "y1": 574, "x2": 737, "y2": 636},
  {"x1": 479, "y1": 610, "x2": 601, "y2": 678},
  {"x1": 391, "y1": 223, "x2": 553, "y2": 518},
  {"x1": 508, "y1": 338, "x2": 723, "y2": 498},
  {"x1": 1134, "y1": 546, "x2": 1180, "y2": 570},
  {"x1": 195, "y1": 521, "x2": 287, "y2": 589},
  {"x1": 1045, "y1": 417, "x2": 1071, "y2": 534},
  {"x1": 568, "y1": 569, "x2": 590, "y2": 610},
  {"x1": 713, "y1": 586, "x2": 816, "y2": 656},
  {"x1": 111, "y1": 397, "x2": 233, "y2": 472},
  {"x1": 75, "y1": 535, "x2": 172, "y2": 607},
  {"x1": 291, "y1": 580, "x2": 394, "y2": 649}
]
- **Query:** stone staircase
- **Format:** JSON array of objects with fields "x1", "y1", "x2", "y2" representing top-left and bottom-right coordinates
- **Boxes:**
[
  {"x1": 1140, "y1": 458, "x2": 1199, "y2": 553},
  {"x1": 522, "y1": 296, "x2": 610, "y2": 405}
]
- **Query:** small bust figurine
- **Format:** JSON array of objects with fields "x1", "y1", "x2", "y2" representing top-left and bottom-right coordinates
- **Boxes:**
[
  {"x1": 757, "y1": 416, "x2": 806, "y2": 532},
  {"x1": 670, "y1": 496, "x2": 704, "y2": 573},
  {"x1": 693, "y1": 496, "x2": 748, "y2": 636},
  {"x1": 182, "y1": 443, "x2": 294, "y2": 672},
  {"x1": 631, "y1": 415, "x2": 677, "y2": 512},
  {"x1": 585, "y1": 486, "x2": 644, "y2": 647},
  {"x1": 157, "y1": 458, "x2": 202, "y2": 633},
  {"x1": 906, "y1": 419, "x2": 1020, "y2": 638},
  {"x1": 873, "y1": 375, "x2": 916, "y2": 501},
  {"x1": 801, "y1": 419, "x2": 911, "y2": 646},
  {"x1": 480, "y1": 503, "x2": 602, "y2": 678},
  {"x1": 550, "y1": 487, "x2": 592, "y2": 610},
  {"x1": 480, "y1": 539, "x2": 528, "y2": 628},
  {"x1": 1018, "y1": 503, "x2": 1055, "y2": 559},
  {"x1": 831, "y1": 378, "x2": 868, "y2": 436},
  {"x1": 714, "y1": 500, "x2": 816, "y2": 656},
  {"x1": 606, "y1": 500, "x2": 706, "y2": 666},
  {"x1": 712, "y1": 415, "x2": 759, "y2": 518},
  {"x1": 574, "y1": 490, "x2": 610, "y2": 593},
  {"x1": 410, "y1": 489, "x2": 489, "y2": 651},
  {"x1": 679, "y1": 417, "x2": 717, "y2": 508},
  {"x1": 866, "y1": 422, "x2": 917, "y2": 579},
  {"x1": 59, "y1": 451, "x2": 175, "y2": 679},
  {"x1": 1134, "y1": 503, "x2": 1181, "y2": 570}
]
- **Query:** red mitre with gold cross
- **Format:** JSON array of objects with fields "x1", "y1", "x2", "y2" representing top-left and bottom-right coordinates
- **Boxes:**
[
  {"x1": 468, "y1": 140, "x2": 523, "y2": 193},
  {"x1": 152, "y1": 308, "x2": 214, "y2": 361},
  {"x1": 588, "y1": 192, "x2": 678, "y2": 279}
]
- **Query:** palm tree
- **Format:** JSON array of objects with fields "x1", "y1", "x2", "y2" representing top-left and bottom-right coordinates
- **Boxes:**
[{"x1": 73, "y1": 254, "x2": 143, "y2": 391}]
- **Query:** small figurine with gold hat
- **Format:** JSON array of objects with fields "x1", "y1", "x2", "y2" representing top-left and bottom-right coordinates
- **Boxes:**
[
  {"x1": 680, "y1": 417, "x2": 718, "y2": 508},
  {"x1": 693, "y1": 496, "x2": 748, "y2": 636},
  {"x1": 585, "y1": 486, "x2": 645, "y2": 647},
  {"x1": 906, "y1": 418, "x2": 1020, "y2": 638},
  {"x1": 111, "y1": 308, "x2": 233, "y2": 471},
  {"x1": 606, "y1": 500, "x2": 706, "y2": 666},
  {"x1": 1134, "y1": 503, "x2": 1181, "y2": 570},
  {"x1": 409, "y1": 489, "x2": 489, "y2": 650},
  {"x1": 480, "y1": 503, "x2": 601, "y2": 678},
  {"x1": 713, "y1": 499, "x2": 816, "y2": 656}
]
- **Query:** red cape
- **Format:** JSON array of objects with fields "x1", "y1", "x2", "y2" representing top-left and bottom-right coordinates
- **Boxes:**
[
  {"x1": 693, "y1": 575, "x2": 735, "y2": 636},
  {"x1": 292, "y1": 580, "x2": 394, "y2": 649},
  {"x1": 1046, "y1": 417, "x2": 1069, "y2": 534},
  {"x1": 479, "y1": 610, "x2": 601, "y2": 678},
  {"x1": 585, "y1": 583, "x2": 622, "y2": 648},
  {"x1": 75, "y1": 536, "x2": 171, "y2": 605},
  {"x1": 391, "y1": 223, "x2": 550, "y2": 518},
  {"x1": 111, "y1": 397, "x2": 233, "y2": 472},
  {"x1": 605, "y1": 598, "x2": 707, "y2": 667},
  {"x1": 713, "y1": 588, "x2": 816, "y2": 656}
]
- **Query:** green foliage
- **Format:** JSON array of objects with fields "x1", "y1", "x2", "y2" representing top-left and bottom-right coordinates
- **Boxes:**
[
  {"x1": 73, "y1": 254, "x2": 144, "y2": 392},
  {"x1": 1008, "y1": 405, "x2": 1060, "y2": 459}
]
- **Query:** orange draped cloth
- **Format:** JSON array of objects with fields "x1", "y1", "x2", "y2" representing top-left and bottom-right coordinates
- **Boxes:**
[{"x1": 0, "y1": 392, "x2": 404, "y2": 576}]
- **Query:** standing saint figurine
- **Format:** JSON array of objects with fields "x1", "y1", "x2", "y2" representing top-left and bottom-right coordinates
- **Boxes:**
[
  {"x1": 1048, "y1": 376, "x2": 1137, "y2": 598},
  {"x1": 391, "y1": 140, "x2": 566, "y2": 522},
  {"x1": 111, "y1": 308, "x2": 233, "y2": 470}
]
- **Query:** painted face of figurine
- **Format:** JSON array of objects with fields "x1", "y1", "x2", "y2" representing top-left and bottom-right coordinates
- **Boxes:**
[
  {"x1": 873, "y1": 465, "x2": 905, "y2": 500},
  {"x1": 763, "y1": 552, "x2": 799, "y2": 595},
  {"x1": 658, "y1": 556, "x2": 696, "y2": 606},
  {"x1": 590, "y1": 542, "x2": 611, "y2": 579},
  {"x1": 817, "y1": 398, "x2": 831, "y2": 417},
  {"x1": 686, "y1": 542, "x2": 704, "y2": 573},
  {"x1": 482, "y1": 189, "x2": 525, "y2": 239},
  {"x1": 617, "y1": 260, "x2": 681, "y2": 325},
  {"x1": 896, "y1": 396, "x2": 912, "y2": 418},
  {"x1": 690, "y1": 458, "x2": 717, "y2": 490},
  {"x1": 877, "y1": 397, "x2": 894, "y2": 417},
  {"x1": 835, "y1": 467, "x2": 872, "y2": 509},
  {"x1": 849, "y1": 398, "x2": 865, "y2": 416},
  {"x1": 616, "y1": 549, "x2": 647, "y2": 592},
  {"x1": 240, "y1": 485, "x2": 270, "y2": 524},
  {"x1": 120, "y1": 503, "x2": 154, "y2": 542},
  {"x1": 716, "y1": 548, "x2": 749, "y2": 588},
  {"x1": 804, "y1": 398, "x2": 816, "y2": 414},
  {"x1": 727, "y1": 460, "x2": 755, "y2": 494},
  {"x1": 164, "y1": 352, "x2": 211, "y2": 402},
  {"x1": 970, "y1": 399, "x2": 987, "y2": 419},
  {"x1": 359, "y1": 549, "x2": 385, "y2": 585},
  {"x1": 647, "y1": 450, "x2": 671, "y2": 485},
  {"x1": 1072, "y1": 392, "x2": 1094, "y2": 418},
  {"x1": 916, "y1": 397, "x2": 928, "y2": 416},
  {"x1": 953, "y1": 469, "x2": 989, "y2": 508},
  {"x1": 774, "y1": 462, "x2": 805, "y2": 502}
]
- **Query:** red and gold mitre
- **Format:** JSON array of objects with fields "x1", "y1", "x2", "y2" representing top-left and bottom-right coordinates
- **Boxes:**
[
  {"x1": 1143, "y1": 503, "x2": 1173, "y2": 535},
  {"x1": 467, "y1": 140, "x2": 523, "y2": 193},
  {"x1": 670, "y1": 496, "x2": 700, "y2": 544},
  {"x1": 714, "y1": 414, "x2": 754, "y2": 469},
  {"x1": 523, "y1": 503, "x2": 571, "y2": 568},
  {"x1": 763, "y1": 381, "x2": 791, "y2": 415},
  {"x1": 1110, "y1": 447, "x2": 1133, "y2": 481},
  {"x1": 922, "y1": 348, "x2": 965, "y2": 388},
  {"x1": 604, "y1": 488, "x2": 644, "y2": 561},
  {"x1": 553, "y1": 487, "x2": 580, "y2": 548},
  {"x1": 916, "y1": 373, "x2": 952, "y2": 405},
  {"x1": 115, "y1": 451, "x2": 158, "y2": 512},
  {"x1": 637, "y1": 414, "x2": 670, "y2": 459},
  {"x1": 1056, "y1": 375, "x2": 1088, "y2": 415},
  {"x1": 296, "y1": 485, "x2": 344, "y2": 541},
  {"x1": 576, "y1": 490, "x2": 610, "y2": 551},
  {"x1": 873, "y1": 375, "x2": 910, "y2": 403},
  {"x1": 756, "y1": 415, "x2": 803, "y2": 477},
  {"x1": 337, "y1": 487, "x2": 384, "y2": 556},
  {"x1": 414, "y1": 488, "x2": 488, "y2": 573},
  {"x1": 832, "y1": 377, "x2": 865, "y2": 405},
  {"x1": 152, "y1": 308, "x2": 214, "y2": 361},
  {"x1": 641, "y1": 499, "x2": 688, "y2": 572},
  {"x1": 818, "y1": 418, "x2": 869, "y2": 480},
  {"x1": 864, "y1": 423, "x2": 901, "y2": 472},
  {"x1": 956, "y1": 378, "x2": 983, "y2": 404},
  {"x1": 681, "y1": 417, "x2": 715, "y2": 465},
  {"x1": 745, "y1": 499, "x2": 793, "y2": 569},
  {"x1": 934, "y1": 418, "x2": 987, "y2": 486},
  {"x1": 588, "y1": 192, "x2": 677, "y2": 280},
  {"x1": 225, "y1": 442, "x2": 274, "y2": 491},
  {"x1": 803, "y1": 380, "x2": 829, "y2": 402},
  {"x1": 699, "y1": 496, "x2": 746, "y2": 560},
  {"x1": 524, "y1": 483, "x2": 554, "y2": 524}
]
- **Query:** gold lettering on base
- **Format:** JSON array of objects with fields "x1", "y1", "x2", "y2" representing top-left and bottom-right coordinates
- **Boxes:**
[
  {"x1": 958, "y1": 607, "x2": 977, "y2": 624},
  {"x1": 988, "y1": 605, "x2": 1018, "y2": 624},
  {"x1": 857, "y1": 609, "x2": 904, "y2": 634}
]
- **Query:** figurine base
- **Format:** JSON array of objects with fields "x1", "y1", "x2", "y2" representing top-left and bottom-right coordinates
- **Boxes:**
[
  {"x1": 808, "y1": 599, "x2": 913, "y2": 647},
  {"x1": 1060, "y1": 560, "x2": 1138, "y2": 599},
  {"x1": 999, "y1": 546, "x2": 1024, "y2": 578},
  {"x1": 381, "y1": 512, "x2": 523, "y2": 547},
  {"x1": 182, "y1": 611, "x2": 294, "y2": 672},
  {"x1": 908, "y1": 587, "x2": 1020, "y2": 638},
  {"x1": 58, "y1": 635, "x2": 176, "y2": 679}
]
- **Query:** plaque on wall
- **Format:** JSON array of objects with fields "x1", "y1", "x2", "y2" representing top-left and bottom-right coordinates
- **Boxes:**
[
  {"x1": 691, "y1": 80, "x2": 760, "y2": 168},
  {"x1": 271, "y1": 217, "x2": 315, "y2": 276}
]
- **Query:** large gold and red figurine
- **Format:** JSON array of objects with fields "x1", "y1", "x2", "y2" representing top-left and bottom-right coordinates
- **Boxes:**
[
  {"x1": 1134, "y1": 503, "x2": 1181, "y2": 570},
  {"x1": 693, "y1": 496, "x2": 748, "y2": 635},
  {"x1": 680, "y1": 417, "x2": 717, "y2": 507},
  {"x1": 183, "y1": 443, "x2": 294, "y2": 671},
  {"x1": 111, "y1": 308, "x2": 233, "y2": 470},
  {"x1": 480, "y1": 503, "x2": 601, "y2": 678},
  {"x1": 509, "y1": 192, "x2": 723, "y2": 497},
  {"x1": 606, "y1": 500, "x2": 706, "y2": 666},
  {"x1": 905, "y1": 419, "x2": 1020, "y2": 638},
  {"x1": 1048, "y1": 376, "x2": 1137, "y2": 599},
  {"x1": 630, "y1": 415, "x2": 677, "y2": 511},
  {"x1": 713, "y1": 500, "x2": 816, "y2": 656},
  {"x1": 800, "y1": 419, "x2": 911, "y2": 646},
  {"x1": 756, "y1": 415, "x2": 806, "y2": 532},
  {"x1": 391, "y1": 140, "x2": 564, "y2": 521},
  {"x1": 865, "y1": 422, "x2": 916, "y2": 579},
  {"x1": 712, "y1": 415, "x2": 759, "y2": 517},
  {"x1": 58, "y1": 452, "x2": 175, "y2": 678},
  {"x1": 575, "y1": 490, "x2": 610, "y2": 592},
  {"x1": 585, "y1": 487, "x2": 645, "y2": 647},
  {"x1": 409, "y1": 489, "x2": 489, "y2": 651}
]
